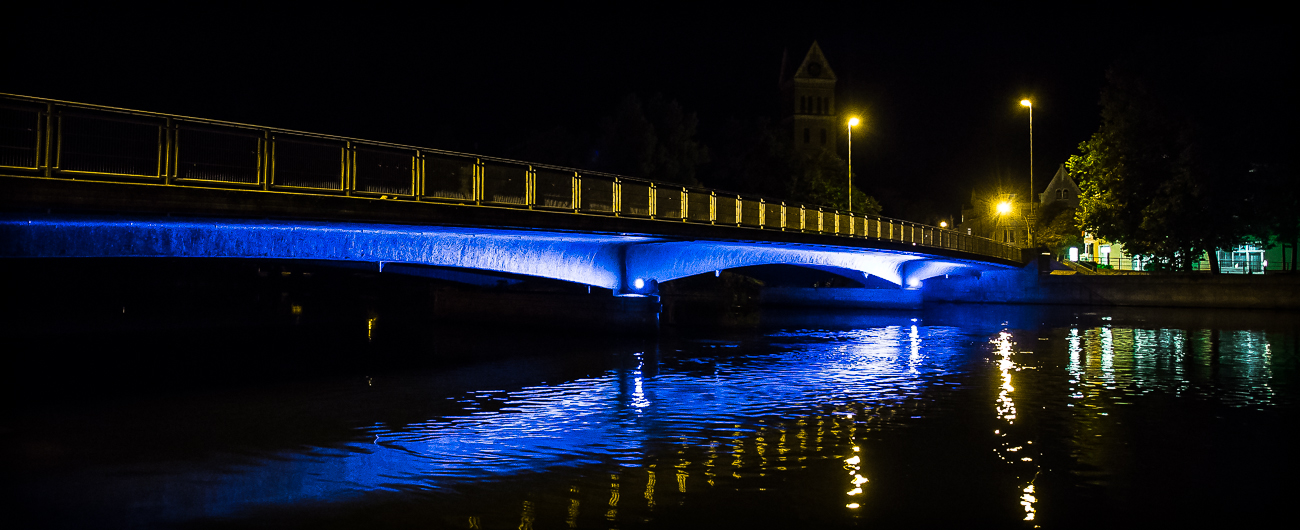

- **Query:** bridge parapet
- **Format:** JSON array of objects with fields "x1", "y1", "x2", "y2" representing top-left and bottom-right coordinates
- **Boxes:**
[{"x1": 0, "y1": 93, "x2": 1019, "y2": 262}]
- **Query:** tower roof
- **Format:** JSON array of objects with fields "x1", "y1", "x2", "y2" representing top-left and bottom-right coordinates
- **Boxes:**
[{"x1": 792, "y1": 41, "x2": 837, "y2": 82}]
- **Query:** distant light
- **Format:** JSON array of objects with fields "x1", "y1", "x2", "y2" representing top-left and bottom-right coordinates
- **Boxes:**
[
  {"x1": 939, "y1": 221, "x2": 948, "y2": 228},
  {"x1": 997, "y1": 202, "x2": 1012, "y2": 214},
  {"x1": 1020, "y1": 99, "x2": 1032, "y2": 107},
  {"x1": 848, "y1": 117, "x2": 860, "y2": 127},
  {"x1": 908, "y1": 279, "x2": 921, "y2": 288},
  {"x1": 1068, "y1": 247, "x2": 1078, "y2": 261},
  {"x1": 633, "y1": 278, "x2": 645, "y2": 289}
]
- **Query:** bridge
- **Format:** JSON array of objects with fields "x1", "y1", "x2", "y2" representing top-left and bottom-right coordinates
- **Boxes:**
[{"x1": 0, "y1": 94, "x2": 1024, "y2": 299}]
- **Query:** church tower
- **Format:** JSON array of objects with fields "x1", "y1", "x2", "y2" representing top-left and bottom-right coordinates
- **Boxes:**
[{"x1": 781, "y1": 41, "x2": 838, "y2": 153}]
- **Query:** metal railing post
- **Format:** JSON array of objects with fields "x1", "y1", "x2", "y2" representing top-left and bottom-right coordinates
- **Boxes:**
[
  {"x1": 613, "y1": 177, "x2": 621, "y2": 215},
  {"x1": 162, "y1": 117, "x2": 174, "y2": 185},
  {"x1": 525, "y1": 166, "x2": 536, "y2": 208},
  {"x1": 572, "y1": 172, "x2": 580, "y2": 213},
  {"x1": 474, "y1": 159, "x2": 484, "y2": 204},
  {"x1": 344, "y1": 141, "x2": 355, "y2": 196},
  {"x1": 680, "y1": 187, "x2": 687, "y2": 222}
]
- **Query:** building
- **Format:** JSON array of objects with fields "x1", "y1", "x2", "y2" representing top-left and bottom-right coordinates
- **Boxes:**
[
  {"x1": 1039, "y1": 164, "x2": 1080, "y2": 210},
  {"x1": 780, "y1": 42, "x2": 839, "y2": 153},
  {"x1": 957, "y1": 165, "x2": 1077, "y2": 250},
  {"x1": 957, "y1": 191, "x2": 1032, "y2": 247}
]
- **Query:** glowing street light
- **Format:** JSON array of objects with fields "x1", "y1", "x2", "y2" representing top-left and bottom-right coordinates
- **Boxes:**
[
  {"x1": 847, "y1": 117, "x2": 860, "y2": 213},
  {"x1": 1020, "y1": 99, "x2": 1034, "y2": 246},
  {"x1": 997, "y1": 201, "x2": 1012, "y2": 215}
]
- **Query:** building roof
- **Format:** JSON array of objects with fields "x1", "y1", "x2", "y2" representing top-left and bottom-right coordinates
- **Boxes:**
[{"x1": 790, "y1": 41, "x2": 837, "y2": 83}]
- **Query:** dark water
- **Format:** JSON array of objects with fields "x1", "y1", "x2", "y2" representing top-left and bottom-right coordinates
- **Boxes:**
[{"x1": 5, "y1": 304, "x2": 1296, "y2": 529}]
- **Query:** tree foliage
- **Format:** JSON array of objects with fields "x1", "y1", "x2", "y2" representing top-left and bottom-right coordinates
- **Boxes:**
[
  {"x1": 706, "y1": 117, "x2": 881, "y2": 216},
  {"x1": 1067, "y1": 38, "x2": 1287, "y2": 271},
  {"x1": 593, "y1": 93, "x2": 709, "y2": 186},
  {"x1": 792, "y1": 146, "x2": 881, "y2": 216},
  {"x1": 1034, "y1": 202, "x2": 1083, "y2": 261}
]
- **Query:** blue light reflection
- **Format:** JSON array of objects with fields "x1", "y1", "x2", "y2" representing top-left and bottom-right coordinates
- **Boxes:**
[{"x1": 179, "y1": 319, "x2": 966, "y2": 517}]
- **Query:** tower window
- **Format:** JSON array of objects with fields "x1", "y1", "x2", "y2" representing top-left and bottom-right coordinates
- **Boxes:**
[
  {"x1": 804, "y1": 128, "x2": 810, "y2": 144},
  {"x1": 820, "y1": 129, "x2": 827, "y2": 145},
  {"x1": 800, "y1": 96, "x2": 806, "y2": 114},
  {"x1": 816, "y1": 97, "x2": 822, "y2": 114}
]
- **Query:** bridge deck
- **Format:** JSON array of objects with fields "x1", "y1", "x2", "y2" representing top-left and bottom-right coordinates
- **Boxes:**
[{"x1": 1, "y1": 93, "x2": 1022, "y2": 267}]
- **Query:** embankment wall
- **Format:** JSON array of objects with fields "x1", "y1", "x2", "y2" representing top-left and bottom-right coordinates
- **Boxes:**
[{"x1": 923, "y1": 264, "x2": 1300, "y2": 309}]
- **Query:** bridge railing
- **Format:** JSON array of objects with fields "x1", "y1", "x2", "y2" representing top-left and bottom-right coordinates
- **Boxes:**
[{"x1": 0, "y1": 94, "x2": 1021, "y2": 262}]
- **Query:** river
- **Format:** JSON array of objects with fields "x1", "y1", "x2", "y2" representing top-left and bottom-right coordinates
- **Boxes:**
[{"x1": 5, "y1": 303, "x2": 1295, "y2": 529}]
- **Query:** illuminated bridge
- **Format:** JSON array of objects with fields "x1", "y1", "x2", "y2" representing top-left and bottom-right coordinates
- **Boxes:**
[{"x1": 0, "y1": 94, "x2": 1024, "y2": 296}]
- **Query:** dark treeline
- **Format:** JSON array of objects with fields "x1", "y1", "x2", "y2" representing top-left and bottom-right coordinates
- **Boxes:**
[{"x1": 510, "y1": 93, "x2": 881, "y2": 216}]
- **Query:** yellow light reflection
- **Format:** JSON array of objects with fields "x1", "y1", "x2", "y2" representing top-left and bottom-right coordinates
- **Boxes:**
[
  {"x1": 844, "y1": 443, "x2": 869, "y2": 509},
  {"x1": 645, "y1": 468, "x2": 656, "y2": 509},
  {"x1": 1021, "y1": 483, "x2": 1037, "y2": 520},
  {"x1": 994, "y1": 332, "x2": 1018, "y2": 423},
  {"x1": 607, "y1": 473, "x2": 619, "y2": 521},
  {"x1": 566, "y1": 487, "x2": 580, "y2": 529},
  {"x1": 992, "y1": 330, "x2": 1042, "y2": 524},
  {"x1": 519, "y1": 500, "x2": 535, "y2": 530}
]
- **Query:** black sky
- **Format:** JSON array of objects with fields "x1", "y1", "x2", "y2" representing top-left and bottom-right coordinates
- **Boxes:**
[{"x1": 3, "y1": 6, "x2": 1290, "y2": 220}]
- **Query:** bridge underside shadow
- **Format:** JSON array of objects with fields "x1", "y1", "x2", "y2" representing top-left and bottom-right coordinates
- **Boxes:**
[{"x1": 1, "y1": 214, "x2": 1016, "y2": 294}]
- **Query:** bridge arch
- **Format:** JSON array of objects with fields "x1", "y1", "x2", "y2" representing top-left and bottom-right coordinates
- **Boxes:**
[{"x1": 2, "y1": 215, "x2": 1013, "y2": 296}]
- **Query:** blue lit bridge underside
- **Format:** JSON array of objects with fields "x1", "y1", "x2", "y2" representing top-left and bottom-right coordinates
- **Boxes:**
[{"x1": 0, "y1": 215, "x2": 1015, "y2": 294}]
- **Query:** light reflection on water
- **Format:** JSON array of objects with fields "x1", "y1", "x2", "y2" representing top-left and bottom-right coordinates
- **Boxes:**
[
  {"x1": 278, "y1": 323, "x2": 961, "y2": 505},
  {"x1": 11, "y1": 307, "x2": 1296, "y2": 528}
]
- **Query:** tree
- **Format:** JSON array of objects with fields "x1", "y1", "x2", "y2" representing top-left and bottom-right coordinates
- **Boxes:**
[
  {"x1": 791, "y1": 146, "x2": 881, "y2": 216},
  {"x1": 593, "y1": 93, "x2": 709, "y2": 186},
  {"x1": 1068, "y1": 39, "x2": 1276, "y2": 272},
  {"x1": 707, "y1": 117, "x2": 800, "y2": 198},
  {"x1": 1035, "y1": 202, "x2": 1083, "y2": 261},
  {"x1": 704, "y1": 118, "x2": 882, "y2": 216}
]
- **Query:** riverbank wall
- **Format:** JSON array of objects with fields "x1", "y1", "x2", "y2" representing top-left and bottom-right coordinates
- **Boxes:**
[{"x1": 923, "y1": 262, "x2": 1300, "y2": 310}]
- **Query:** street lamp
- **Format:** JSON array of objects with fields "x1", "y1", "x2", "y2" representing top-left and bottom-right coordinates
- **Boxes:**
[
  {"x1": 847, "y1": 117, "x2": 859, "y2": 213},
  {"x1": 995, "y1": 200, "x2": 1013, "y2": 244},
  {"x1": 1020, "y1": 99, "x2": 1034, "y2": 246}
]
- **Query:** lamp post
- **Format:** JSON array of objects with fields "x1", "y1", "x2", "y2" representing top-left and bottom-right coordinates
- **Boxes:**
[
  {"x1": 1020, "y1": 99, "x2": 1034, "y2": 247},
  {"x1": 847, "y1": 117, "x2": 859, "y2": 213}
]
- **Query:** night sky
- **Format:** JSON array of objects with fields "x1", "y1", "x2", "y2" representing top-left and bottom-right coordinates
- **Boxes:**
[{"x1": 3, "y1": 6, "x2": 1290, "y2": 220}]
